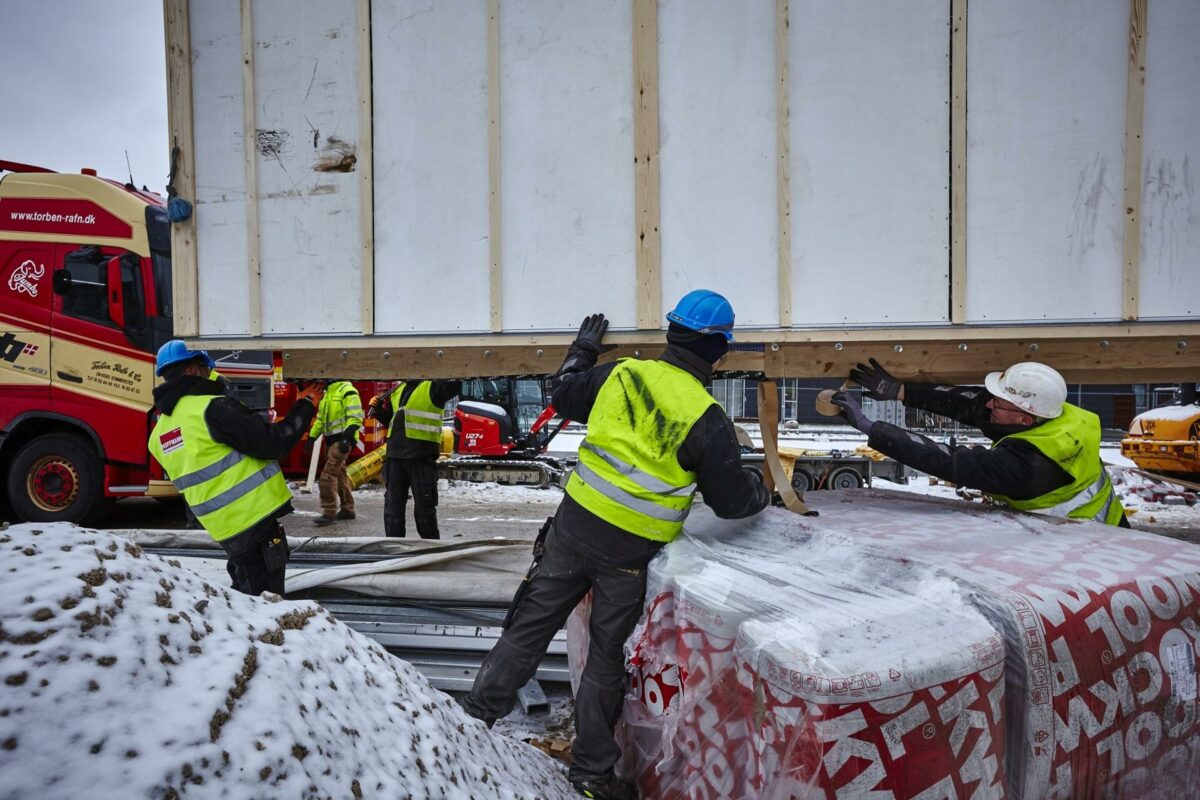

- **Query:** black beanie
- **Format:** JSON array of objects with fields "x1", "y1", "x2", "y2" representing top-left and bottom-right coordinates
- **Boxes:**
[{"x1": 667, "y1": 321, "x2": 730, "y2": 364}]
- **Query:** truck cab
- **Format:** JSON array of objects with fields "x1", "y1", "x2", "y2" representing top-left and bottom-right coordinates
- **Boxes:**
[{"x1": 0, "y1": 161, "x2": 268, "y2": 523}]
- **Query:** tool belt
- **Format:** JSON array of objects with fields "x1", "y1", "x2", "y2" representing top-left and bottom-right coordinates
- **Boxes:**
[{"x1": 502, "y1": 515, "x2": 554, "y2": 629}]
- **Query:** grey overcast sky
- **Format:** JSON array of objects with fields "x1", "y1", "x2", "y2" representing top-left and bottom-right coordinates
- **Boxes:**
[{"x1": 0, "y1": 0, "x2": 169, "y2": 190}]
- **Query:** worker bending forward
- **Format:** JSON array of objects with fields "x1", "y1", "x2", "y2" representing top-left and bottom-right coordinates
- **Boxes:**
[
  {"x1": 373, "y1": 379, "x2": 461, "y2": 539},
  {"x1": 461, "y1": 291, "x2": 770, "y2": 800},
  {"x1": 833, "y1": 360, "x2": 1128, "y2": 527},
  {"x1": 310, "y1": 380, "x2": 364, "y2": 526},
  {"x1": 149, "y1": 340, "x2": 320, "y2": 595}
]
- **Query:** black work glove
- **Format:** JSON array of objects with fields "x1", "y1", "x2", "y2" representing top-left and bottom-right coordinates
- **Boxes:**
[
  {"x1": 848, "y1": 358, "x2": 901, "y2": 401},
  {"x1": 572, "y1": 313, "x2": 617, "y2": 356},
  {"x1": 831, "y1": 391, "x2": 873, "y2": 435},
  {"x1": 336, "y1": 439, "x2": 352, "y2": 455}
]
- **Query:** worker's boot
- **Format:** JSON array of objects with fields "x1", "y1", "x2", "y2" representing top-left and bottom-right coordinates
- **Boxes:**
[
  {"x1": 336, "y1": 510, "x2": 356, "y2": 521},
  {"x1": 571, "y1": 774, "x2": 637, "y2": 800},
  {"x1": 313, "y1": 515, "x2": 336, "y2": 527}
]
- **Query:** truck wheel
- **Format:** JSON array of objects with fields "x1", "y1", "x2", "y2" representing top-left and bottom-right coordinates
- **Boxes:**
[
  {"x1": 829, "y1": 467, "x2": 864, "y2": 490},
  {"x1": 791, "y1": 469, "x2": 813, "y2": 493},
  {"x1": 7, "y1": 434, "x2": 112, "y2": 526}
]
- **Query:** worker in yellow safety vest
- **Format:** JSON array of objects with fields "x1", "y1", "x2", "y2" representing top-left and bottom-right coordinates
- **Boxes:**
[
  {"x1": 460, "y1": 291, "x2": 770, "y2": 800},
  {"x1": 832, "y1": 360, "x2": 1129, "y2": 527},
  {"x1": 310, "y1": 380, "x2": 364, "y2": 527},
  {"x1": 149, "y1": 340, "x2": 321, "y2": 595},
  {"x1": 371, "y1": 379, "x2": 461, "y2": 539}
]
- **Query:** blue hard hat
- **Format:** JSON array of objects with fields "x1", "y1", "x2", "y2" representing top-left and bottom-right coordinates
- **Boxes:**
[
  {"x1": 155, "y1": 339, "x2": 215, "y2": 376},
  {"x1": 666, "y1": 289, "x2": 735, "y2": 341}
]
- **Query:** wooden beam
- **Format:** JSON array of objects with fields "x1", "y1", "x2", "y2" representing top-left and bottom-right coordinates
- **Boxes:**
[
  {"x1": 241, "y1": 0, "x2": 262, "y2": 337},
  {"x1": 1121, "y1": 0, "x2": 1148, "y2": 321},
  {"x1": 274, "y1": 330, "x2": 1200, "y2": 382},
  {"x1": 357, "y1": 0, "x2": 375, "y2": 335},
  {"x1": 950, "y1": 0, "x2": 968, "y2": 324},
  {"x1": 633, "y1": 0, "x2": 662, "y2": 329},
  {"x1": 163, "y1": 0, "x2": 199, "y2": 336},
  {"x1": 776, "y1": 0, "x2": 792, "y2": 328},
  {"x1": 487, "y1": 0, "x2": 503, "y2": 332}
]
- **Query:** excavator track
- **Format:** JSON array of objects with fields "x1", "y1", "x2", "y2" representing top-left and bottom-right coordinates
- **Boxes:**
[{"x1": 438, "y1": 458, "x2": 566, "y2": 489}]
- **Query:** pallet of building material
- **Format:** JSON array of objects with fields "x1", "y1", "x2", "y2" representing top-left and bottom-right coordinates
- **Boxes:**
[{"x1": 567, "y1": 492, "x2": 1200, "y2": 799}]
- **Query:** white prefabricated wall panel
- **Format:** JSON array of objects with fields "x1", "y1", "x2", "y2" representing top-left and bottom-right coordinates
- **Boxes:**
[
  {"x1": 658, "y1": 0, "x2": 778, "y2": 328},
  {"x1": 250, "y1": 0, "x2": 362, "y2": 335},
  {"x1": 190, "y1": 0, "x2": 251, "y2": 336},
  {"x1": 788, "y1": 1, "x2": 950, "y2": 326},
  {"x1": 1138, "y1": 0, "x2": 1200, "y2": 320},
  {"x1": 499, "y1": 0, "x2": 635, "y2": 332},
  {"x1": 966, "y1": 0, "x2": 1127, "y2": 323},
  {"x1": 371, "y1": 0, "x2": 491, "y2": 334}
]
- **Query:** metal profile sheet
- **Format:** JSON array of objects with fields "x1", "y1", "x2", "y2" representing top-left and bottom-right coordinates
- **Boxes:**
[
  {"x1": 110, "y1": 531, "x2": 532, "y2": 603},
  {"x1": 570, "y1": 492, "x2": 1200, "y2": 798}
]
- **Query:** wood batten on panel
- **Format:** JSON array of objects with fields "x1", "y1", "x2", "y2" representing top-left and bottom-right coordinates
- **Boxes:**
[
  {"x1": 487, "y1": 0, "x2": 503, "y2": 333},
  {"x1": 357, "y1": 0, "x2": 375, "y2": 335},
  {"x1": 776, "y1": 0, "x2": 792, "y2": 328},
  {"x1": 240, "y1": 0, "x2": 262, "y2": 336},
  {"x1": 164, "y1": 0, "x2": 199, "y2": 336},
  {"x1": 950, "y1": 0, "x2": 967, "y2": 324},
  {"x1": 1121, "y1": 0, "x2": 1148, "y2": 321},
  {"x1": 276, "y1": 329, "x2": 1199, "y2": 383},
  {"x1": 633, "y1": 0, "x2": 662, "y2": 330}
]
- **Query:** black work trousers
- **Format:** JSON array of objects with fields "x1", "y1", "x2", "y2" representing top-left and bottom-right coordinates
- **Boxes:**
[
  {"x1": 462, "y1": 520, "x2": 648, "y2": 782},
  {"x1": 384, "y1": 457, "x2": 440, "y2": 539},
  {"x1": 219, "y1": 518, "x2": 288, "y2": 596}
]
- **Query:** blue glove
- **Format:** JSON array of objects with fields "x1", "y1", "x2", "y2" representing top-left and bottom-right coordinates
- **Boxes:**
[{"x1": 831, "y1": 391, "x2": 873, "y2": 434}]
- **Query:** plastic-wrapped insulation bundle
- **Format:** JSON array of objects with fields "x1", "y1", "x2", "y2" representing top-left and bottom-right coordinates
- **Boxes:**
[{"x1": 567, "y1": 490, "x2": 1200, "y2": 800}]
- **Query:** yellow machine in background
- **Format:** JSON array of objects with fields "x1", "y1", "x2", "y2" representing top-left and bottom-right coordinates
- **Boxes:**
[
  {"x1": 345, "y1": 428, "x2": 455, "y2": 489},
  {"x1": 1121, "y1": 402, "x2": 1200, "y2": 478}
]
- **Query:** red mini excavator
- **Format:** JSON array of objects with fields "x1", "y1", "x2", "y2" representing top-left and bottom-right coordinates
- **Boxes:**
[{"x1": 446, "y1": 377, "x2": 571, "y2": 488}]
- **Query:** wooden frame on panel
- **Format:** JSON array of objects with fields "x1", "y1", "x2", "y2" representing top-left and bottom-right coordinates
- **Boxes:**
[
  {"x1": 776, "y1": 0, "x2": 792, "y2": 328},
  {"x1": 358, "y1": 0, "x2": 375, "y2": 335},
  {"x1": 633, "y1": 0, "x2": 662, "y2": 329},
  {"x1": 950, "y1": 0, "x2": 967, "y2": 324},
  {"x1": 163, "y1": 0, "x2": 199, "y2": 336},
  {"x1": 240, "y1": 0, "x2": 262, "y2": 336},
  {"x1": 1121, "y1": 0, "x2": 1148, "y2": 321},
  {"x1": 487, "y1": 0, "x2": 503, "y2": 332}
]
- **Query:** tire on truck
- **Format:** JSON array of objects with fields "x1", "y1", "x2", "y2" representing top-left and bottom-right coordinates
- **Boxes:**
[
  {"x1": 828, "y1": 466, "x2": 864, "y2": 490},
  {"x1": 790, "y1": 468, "x2": 814, "y2": 493},
  {"x1": 6, "y1": 433, "x2": 113, "y2": 526}
]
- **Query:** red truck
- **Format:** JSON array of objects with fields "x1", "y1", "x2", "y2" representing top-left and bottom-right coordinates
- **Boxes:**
[{"x1": 0, "y1": 160, "x2": 279, "y2": 524}]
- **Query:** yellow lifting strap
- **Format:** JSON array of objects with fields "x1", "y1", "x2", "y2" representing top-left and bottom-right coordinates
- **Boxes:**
[{"x1": 757, "y1": 380, "x2": 817, "y2": 517}]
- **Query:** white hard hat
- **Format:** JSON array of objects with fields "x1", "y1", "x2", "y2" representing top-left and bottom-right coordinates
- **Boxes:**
[{"x1": 984, "y1": 362, "x2": 1067, "y2": 419}]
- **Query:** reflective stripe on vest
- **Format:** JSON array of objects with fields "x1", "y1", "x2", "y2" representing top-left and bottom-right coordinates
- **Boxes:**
[
  {"x1": 387, "y1": 381, "x2": 444, "y2": 442},
  {"x1": 988, "y1": 402, "x2": 1123, "y2": 526},
  {"x1": 565, "y1": 359, "x2": 716, "y2": 542},
  {"x1": 149, "y1": 394, "x2": 292, "y2": 542}
]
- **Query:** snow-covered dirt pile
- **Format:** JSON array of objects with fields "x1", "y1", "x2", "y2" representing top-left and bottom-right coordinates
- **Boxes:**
[{"x1": 0, "y1": 523, "x2": 574, "y2": 800}]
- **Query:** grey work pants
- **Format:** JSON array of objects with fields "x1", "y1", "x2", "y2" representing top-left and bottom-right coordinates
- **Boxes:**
[{"x1": 462, "y1": 521, "x2": 647, "y2": 782}]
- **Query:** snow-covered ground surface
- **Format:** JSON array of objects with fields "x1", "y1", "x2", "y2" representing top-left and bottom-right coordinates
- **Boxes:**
[{"x1": 0, "y1": 524, "x2": 576, "y2": 800}]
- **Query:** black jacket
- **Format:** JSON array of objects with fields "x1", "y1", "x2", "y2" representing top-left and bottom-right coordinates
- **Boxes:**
[
  {"x1": 866, "y1": 383, "x2": 1073, "y2": 500},
  {"x1": 552, "y1": 345, "x2": 770, "y2": 567},
  {"x1": 152, "y1": 375, "x2": 315, "y2": 519},
  {"x1": 376, "y1": 380, "x2": 462, "y2": 460}
]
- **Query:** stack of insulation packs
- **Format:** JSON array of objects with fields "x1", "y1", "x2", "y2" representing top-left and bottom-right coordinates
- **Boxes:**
[{"x1": 567, "y1": 490, "x2": 1200, "y2": 799}]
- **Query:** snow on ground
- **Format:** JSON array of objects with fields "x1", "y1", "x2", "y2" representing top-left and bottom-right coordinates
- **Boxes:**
[{"x1": 0, "y1": 523, "x2": 575, "y2": 800}]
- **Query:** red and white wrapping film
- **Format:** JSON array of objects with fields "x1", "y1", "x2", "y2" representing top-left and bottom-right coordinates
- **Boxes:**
[{"x1": 566, "y1": 490, "x2": 1200, "y2": 799}]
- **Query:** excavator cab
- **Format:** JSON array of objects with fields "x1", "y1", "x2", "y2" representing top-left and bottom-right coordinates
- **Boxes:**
[
  {"x1": 448, "y1": 378, "x2": 569, "y2": 487},
  {"x1": 455, "y1": 378, "x2": 555, "y2": 458}
]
